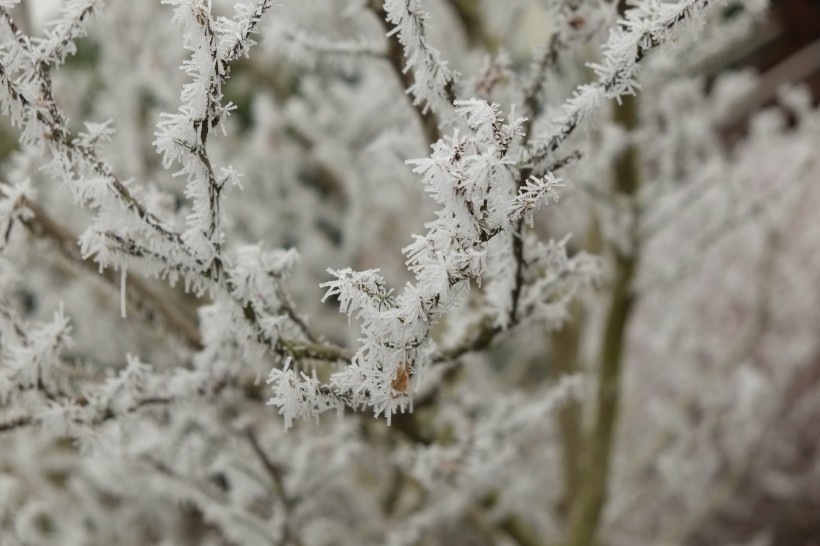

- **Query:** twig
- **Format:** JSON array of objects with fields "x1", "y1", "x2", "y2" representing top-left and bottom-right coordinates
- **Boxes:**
[
  {"x1": 526, "y1": 0, "x2": 713, "y2": 169},
  {"x1": 0, "y1": 395, "x2": 173, "y2": 436},
  {"x1": 245, "y1": 428, "x2": 305, "y2": 546},
  {"x1": 367, "y1": 0, "x2": 454, "y2": 145},
  {"x1": 9, "y1": 194, "x2": 203, "y2": 350},
  {"x1": 0, "y1": 415, "x2": 32, "y2": 433}
]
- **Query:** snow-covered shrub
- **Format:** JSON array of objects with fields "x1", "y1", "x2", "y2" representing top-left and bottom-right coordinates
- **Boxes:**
[{"x1": 1, "y1": 1, "x2": 819, "y2": 545}]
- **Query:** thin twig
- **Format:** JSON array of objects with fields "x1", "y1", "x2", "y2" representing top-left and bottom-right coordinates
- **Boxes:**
[
  {"x1": 367, "y1": 0, "x2": 453, "y2": 145},
  {"x1": 245, "y1": 428, "x2": 305, "y2": 546}
]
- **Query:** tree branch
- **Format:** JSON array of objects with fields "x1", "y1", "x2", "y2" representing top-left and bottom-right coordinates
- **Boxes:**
[{"x1": 3, "y1": 191, "x2": 203, "y2": 350}]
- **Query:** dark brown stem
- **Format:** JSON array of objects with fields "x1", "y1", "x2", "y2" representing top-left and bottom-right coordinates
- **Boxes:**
[
  {"x1": 508, "y1": 33, "x2": 566, "y2": 324},
  {"x1": 245, "y1": 428, "x2": 289, "y2": 502},
  {"x1": 0, "y1": 415, "x2": 32, "y2": 433},
  {"x1": 521, "y1": 33, "x2": 561, "y2": 143}
]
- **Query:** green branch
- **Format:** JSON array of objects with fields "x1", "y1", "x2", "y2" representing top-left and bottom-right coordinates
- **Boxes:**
[{"x1": 566, "y1": 87, "x2": 640, "y2": 546}]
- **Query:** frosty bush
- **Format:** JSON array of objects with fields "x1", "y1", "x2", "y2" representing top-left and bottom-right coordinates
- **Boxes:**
[{"x1": 1, "y1": 1, "x2": 819, "y2": 545}]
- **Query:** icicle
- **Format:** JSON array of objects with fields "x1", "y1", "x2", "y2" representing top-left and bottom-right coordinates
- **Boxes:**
[{"x1": 120, "y1": 267, "x2": 127, "y2": 319}]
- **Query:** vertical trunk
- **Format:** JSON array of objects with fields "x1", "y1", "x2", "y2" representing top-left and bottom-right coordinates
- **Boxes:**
[
  {"x1": 551, "y1": 302, "x2": 583, "y2": 518},
  {"x1": 566, "y1": 83, "x2": 640, "y2": 546}
]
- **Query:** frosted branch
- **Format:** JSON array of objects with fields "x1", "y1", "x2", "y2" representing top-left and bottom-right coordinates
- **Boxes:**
[{"x1": 527, "y1": 0, "x2": 714, "y2": 168}]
